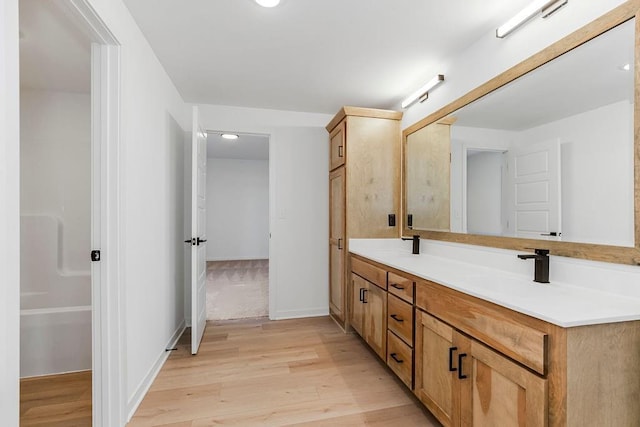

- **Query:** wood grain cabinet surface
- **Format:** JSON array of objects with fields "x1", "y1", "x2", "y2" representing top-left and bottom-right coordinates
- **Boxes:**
[
  {"x1": 327, "y1": 107, "x2": 402, "y2": 329},
  {"x1": 329, "y1": 167, "x2": 346, "y2": 323},
  {"x1": 351, "y1": 253, "x2": 640, "y2": 427},
  {"x1": 415, "y1": 310, "x2": 547, "y2": 427},
  {"x1": 349, "y1": 271, "x2": 387, "y2": 360}
]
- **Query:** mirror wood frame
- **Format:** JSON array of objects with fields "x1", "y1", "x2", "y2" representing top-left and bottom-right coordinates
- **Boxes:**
[{"x1": 402, "y1": 0, "x2": 640, "y2": 265}]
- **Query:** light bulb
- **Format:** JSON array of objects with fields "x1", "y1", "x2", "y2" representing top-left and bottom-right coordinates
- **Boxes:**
[{"x1": 255, "y1": 0, "x2": 280, "y2": 7}]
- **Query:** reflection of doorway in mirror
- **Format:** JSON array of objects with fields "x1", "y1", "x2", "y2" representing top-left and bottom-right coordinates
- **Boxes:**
[{"x1": 466, "y1": 150, "x2": 505, "y2": 236}]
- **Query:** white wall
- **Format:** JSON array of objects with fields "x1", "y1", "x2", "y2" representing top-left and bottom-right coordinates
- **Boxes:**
[
  {"x1": 197, "y1": 104, "x2": 332, "y2": 320},
  {"x1": 206, "y1": 158, "x2": 269, "y2": 261},
  {"x1": 1, "y1": 0, "x2": 21, "y2": 423}
]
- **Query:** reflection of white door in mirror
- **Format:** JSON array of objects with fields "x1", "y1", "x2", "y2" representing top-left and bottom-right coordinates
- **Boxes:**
[{"x1": 505, "y1": 139, "x2": 561, "y2": 240}]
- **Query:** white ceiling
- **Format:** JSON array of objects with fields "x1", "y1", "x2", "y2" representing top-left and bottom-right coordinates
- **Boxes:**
[
  {"x1": 452, "y1": 18, "x2": 635, "y2": 131},
  {"x1": 207, "y1": 133, "x2": 269, "y2": 160},
  {"x1": 122, "y1": 0, "x2": 533, "y2": 113},
  {"x1": 19, "y1": 0, "x2": 91, "y2": 93}
]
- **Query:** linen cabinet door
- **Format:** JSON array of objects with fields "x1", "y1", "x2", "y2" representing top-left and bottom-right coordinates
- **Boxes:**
[
  {"x1": 461, "y1": 339, "x2": 548, "y2": 427},
  {"x1": 415, "y1": 310, "x2": 457, "y2": 427},
  {"x1": 329, "y1": 167, "x2": 346, "y2": 324},
  {"x1": 363, "y1": 282, "x2": 387, "y2": 360},
  {"x1": 349, "y1": 274, "x2": 366, "y2": 337},
  {"x1": 329, "y1": 120, "x2": 346, "y2": 170}
]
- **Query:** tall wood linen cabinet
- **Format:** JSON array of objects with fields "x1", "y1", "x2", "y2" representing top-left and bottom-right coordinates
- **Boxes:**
[{"x1": 326, "y1": 107, "x2": 402, "y2": 329}]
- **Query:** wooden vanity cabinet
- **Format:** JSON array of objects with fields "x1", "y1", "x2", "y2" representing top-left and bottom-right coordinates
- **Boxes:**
[
  {"x1": 415, "y1": 310, "x2": 547, "y2": 427},
  {"x1": 351, "y1": 255, "x2": 416, "y2": 385},
  {"x1": 350, "y1": 254, "x2": 640, "y2": 426},
  {"x1": 386, "y1": 271, "x2": 415, "y2": 389},
  {"x1": 327, "y1": 107, "x2": 402, "y2": 329},
  {"x1": 414, "y1": 277, "x2": 640, "y2": 427},
  {"x1": 348, "y1": 272, "x2": 387, "y2": 360}
]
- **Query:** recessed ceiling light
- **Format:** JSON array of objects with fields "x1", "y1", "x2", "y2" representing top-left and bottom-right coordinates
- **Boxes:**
[
  {"x1": 221, "y1": 133, "x2": 239, "y2": 140},
  {"x1": 255, "y1": 0, "x2": 280, "y2": 7}
]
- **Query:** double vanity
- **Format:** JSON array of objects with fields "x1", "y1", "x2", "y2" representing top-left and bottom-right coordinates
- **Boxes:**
[
  {"x1": 349, "y1": 238, "x2": 640, "y2": 426},
  {"x1": 327, "y1": 1, "x2": 640, "y2": 425}
]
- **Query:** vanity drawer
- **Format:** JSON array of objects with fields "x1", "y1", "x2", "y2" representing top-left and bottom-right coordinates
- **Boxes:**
[
  {"x1": 416, "y1": 279, "x2": 548, "y2": 375},
  {"x1": 387, "y1": 330, "x2": 413, "y2": 389},
  {"x1": 388, "y1": 293, "x2": 413, "y2": 346},
  {"x1": 351, "y1": 256, "x2": 387, "y2": 290},
  {"x1": 387, "y1": 272, "x2": 414, "y2": 303}
]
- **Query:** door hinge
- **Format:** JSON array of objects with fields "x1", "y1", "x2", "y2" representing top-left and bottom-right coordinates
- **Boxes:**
[{"x1": 91, "y1": 250, "x2": 101, "y2": 262}]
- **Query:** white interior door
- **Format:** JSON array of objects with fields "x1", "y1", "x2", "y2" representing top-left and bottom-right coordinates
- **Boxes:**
[
  {"x1": 505, "y1": 139, "x2": 561, "y2": 239},
  {"x1": 191, "y1": 106, "x2": 207, "y2": 355}
]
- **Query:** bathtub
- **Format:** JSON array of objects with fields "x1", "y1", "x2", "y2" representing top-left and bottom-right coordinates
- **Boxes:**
[
  {"x1": 20, "y1": 305, "x2": 92, "y2": 378},
  {"x1": 20, "y1": 215, "x2": 92, "y2": 378}
]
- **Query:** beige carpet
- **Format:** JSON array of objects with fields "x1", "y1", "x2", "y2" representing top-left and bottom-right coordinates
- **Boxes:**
[{"x1": 206, "y1": 259, "x2": 269, "y2": 320}]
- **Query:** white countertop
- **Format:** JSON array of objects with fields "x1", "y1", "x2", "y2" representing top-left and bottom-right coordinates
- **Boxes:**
[{"x1": 349, "y1": 239, "x2": 640, "y2": 328}]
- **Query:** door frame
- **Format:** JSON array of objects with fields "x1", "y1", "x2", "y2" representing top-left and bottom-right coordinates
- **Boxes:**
[
  {"x1": 35, "y1": 1, "x2": 124, "y2": 425},
  {"x1": 460, "y1": 143, "x2": 509, "y2": 234},
  {"x1": 199, "y1": 129, "x2": 275, "y2": 319},
  {"x1": 71, "y1": 1, "x2": 125, "y2": 424},
  {"x1": 1, "y1": 0, "x2": 21, "y2": 423}
]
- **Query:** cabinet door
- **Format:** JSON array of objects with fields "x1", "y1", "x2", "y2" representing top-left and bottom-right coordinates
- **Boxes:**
[
  {"x1": 349, "y1": 274, "x2": 366, "y2": 337},
  {"x1": 363, "y1": 282, "x2": 387, "y2": 360},
  {"x1": 329, "y1": 167, "x2": 346, "y2": 323},
  {"x1": 329, "y1": 120, "x2": 346, "y2": 170},
  {"x1": 346, "y1": 116, "x2": 400, "y2": 238},
  {"x1": 415, "y1": 310, "x2": 456, "y2": 427},
  {"x1": 460, "y1": 339, "x2": 547, "y2": 427}
]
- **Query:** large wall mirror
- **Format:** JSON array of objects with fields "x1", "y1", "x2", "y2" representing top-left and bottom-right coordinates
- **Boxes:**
[{"x1": 403, "y1": 1, "x2": 640, "y2": 265}]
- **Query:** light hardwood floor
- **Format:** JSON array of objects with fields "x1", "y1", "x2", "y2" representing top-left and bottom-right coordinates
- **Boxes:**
[
  {"x1": 128, "y1": 316, "x2": 440, "y2": 426},
  {"x1": 20, "y1": 370, "x2": 92, "y2": 426}
]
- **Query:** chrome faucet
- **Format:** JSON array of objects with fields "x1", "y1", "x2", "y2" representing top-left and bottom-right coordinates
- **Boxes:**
[
  {"x1": 517, "y1": 249, "x2": 550, "y2": 283},
  {"x1": 402, "y1": 235, "x2": 420, "y2": 255}
]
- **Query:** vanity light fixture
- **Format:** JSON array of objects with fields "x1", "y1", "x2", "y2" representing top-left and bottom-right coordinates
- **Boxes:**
[
  {"x1": 221, "y1": 133, "x2": 239, "y2": 140},
  {"x1": 255, "y1": 0, "x2": 280, "y2": 7},
  {"x1": 496, "y1": 0, "x2": 568, "y2": 38},
  {"x1": 401, "y1": 74, "x2": 445, "y2": 109}
]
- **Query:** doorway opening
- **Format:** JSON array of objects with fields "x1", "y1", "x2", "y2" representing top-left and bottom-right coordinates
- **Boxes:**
[
  {"x1": 19, "y1": 0, "x2": 93, "y2": 423},
  {"x1": 465, "y1": 149, "x2": 506, "y2": 236},
  {"x1": 205, "y1": 132, "x2": 270, "y2": 320},
  {"x1": 18, "y1": 0, "x2": 122, "y2": 424}
]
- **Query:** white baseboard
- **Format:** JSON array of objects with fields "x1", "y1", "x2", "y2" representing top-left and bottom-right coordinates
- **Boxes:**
[
  {"x1": 126, "y1": 320, "x2": 186, "y2": 421},
  {"x1": 270, "y1": 307, "x2": 328, "y2": 320}
]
